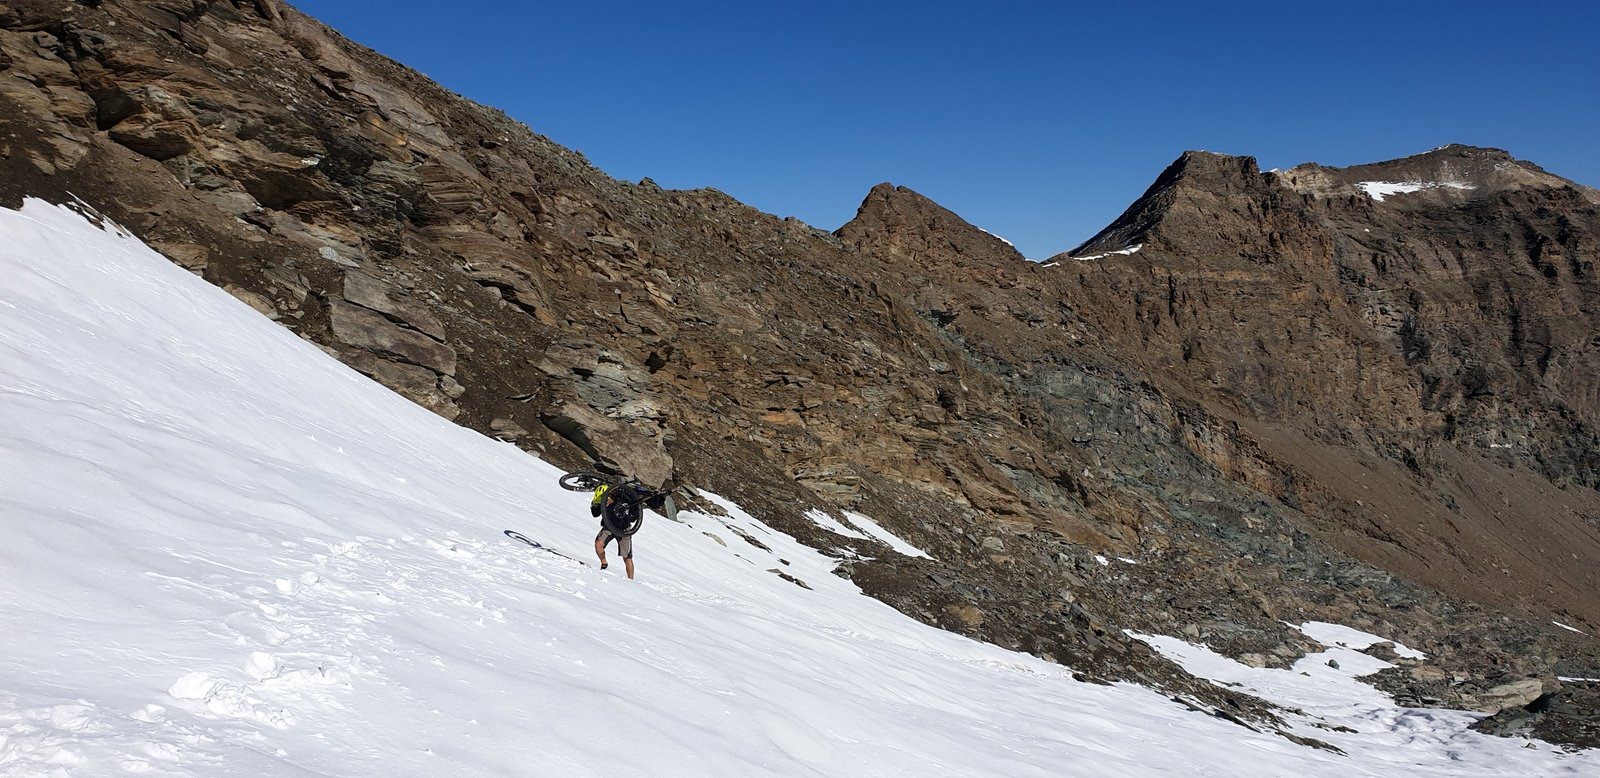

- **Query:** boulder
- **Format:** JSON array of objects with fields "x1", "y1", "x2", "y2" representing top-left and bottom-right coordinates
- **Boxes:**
[
  {"x1": 1409, "y1": 666, "x2": 1447, "y2": 683},
  {"x1": 1475, "y1": 678, "x2": 1546, "y2": 713},
  {"x1": 107, "y1": 114, "x2": 198, "y2": 161},
  {"x1": 539, "y1": 340, "x2": 651, "y2": 414},
  {"x1": 945, "y1": 604, "x2": 985, "y2": 628},
  {"x1": 540, "y1": 401, "x2": 672, "y2": 487},
  {"x1": 789, "y1": 459, "x2": 861, "y2": 497},
  {"x1": 328, "y1": 301, "x2": 456, "y2": 375},
  {"x1": 223, "y1": 284, "x2": 277, "y2": 319},
  {"x1": 490, "y1": 418, "x2": 529, "y2": 440},
  {"x1": 342, "y1": 272, "x2": 446, "y2": 340},
  {"x1": 154, "y1": 241, "x2": 210, "y2": 272}
]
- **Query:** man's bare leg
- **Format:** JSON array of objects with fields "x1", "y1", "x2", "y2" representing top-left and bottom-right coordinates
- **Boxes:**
[
  {"x1": 624, "y1": 557, "x2": 635, "y2": 580},
  {"x1": 594, "y1": 535, "x2": 608, "y2": 569}
]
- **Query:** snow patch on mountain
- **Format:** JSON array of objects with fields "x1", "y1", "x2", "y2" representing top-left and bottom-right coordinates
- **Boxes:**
[
  {"x1": 1358, "y1": 180, "x2": 1475, "y2": 201},
  {"x1": 1130, "y1": 632, "x2": 1591, "y2": 774},
  {"x1": 1296, "y1": 621, "x2": 1426, "y2": 660},
  {"x1": 1042, "y1": 244, "x2": 1144, "y2": 266},
  {"x1": 977, "y1": 227, "x2": 1015, "y2": 247},
  {"x1": 803, "y1": 508, "x2": 870, "y2": 540},
  {"x1": 842, "y1": 511, "x2": 931, "y2": 558}
]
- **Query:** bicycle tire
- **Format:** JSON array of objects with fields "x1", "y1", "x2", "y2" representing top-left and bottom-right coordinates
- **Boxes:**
[
  {"x1": 603, "y1": 508, "x2": 645, "y2": 537},
  {"x1": 608, "y1": 489, "x2": 677, "y2": 536},
  {"x1": 558, "y1": 471, "x2": 606, "y2": 492},
  {"x1": 622, "y1": 511, "x2": 644, "y2": 537}
]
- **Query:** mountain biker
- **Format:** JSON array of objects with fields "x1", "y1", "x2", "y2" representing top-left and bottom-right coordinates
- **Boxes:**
[{"x1": 591, "y1": 480, "x2": 666, "y2": 579}]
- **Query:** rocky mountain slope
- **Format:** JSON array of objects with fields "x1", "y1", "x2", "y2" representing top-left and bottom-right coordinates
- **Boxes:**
[
  {"x1": 1055, "y1": 146, "x2": 1600, "y2": 616},
  {"x1": 12, "y1": 196, "x2": 1591, "y2": 776},
  {"x1": 2, "y1": 0, "x2": 1597, "y2": 749}
]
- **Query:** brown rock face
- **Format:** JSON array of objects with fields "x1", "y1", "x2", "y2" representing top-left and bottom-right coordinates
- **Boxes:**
[
  {"x1": 3, "y1": 0, "x2": 1599, "y2": 748},
  {"x1": 837, "y1": 182, "x2": 1026, "y2": 267},
  {"x1": 327, "y1": 302, "x2": 456, "y2": 375},
  {"x1": 1046, "y1": 146, "x2": 1600, "y2": 630}
]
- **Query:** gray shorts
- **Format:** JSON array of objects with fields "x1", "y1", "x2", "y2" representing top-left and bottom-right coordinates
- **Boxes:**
[{"x1": 596, "y1": 528, "x2": 633, "y2": 559}]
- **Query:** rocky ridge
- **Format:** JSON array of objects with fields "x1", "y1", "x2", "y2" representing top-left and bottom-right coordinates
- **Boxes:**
[{"x1": 2, "y1": 0, "x2": 1598, "y2": 749}]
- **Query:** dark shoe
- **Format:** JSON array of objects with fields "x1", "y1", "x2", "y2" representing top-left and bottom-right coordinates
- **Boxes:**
[{"x1": 600, "y1": 562, "x2": 608, "y2": 570}]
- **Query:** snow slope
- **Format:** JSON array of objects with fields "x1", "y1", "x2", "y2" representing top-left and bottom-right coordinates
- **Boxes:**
[
  {"x1": 1, "y1": 198, "x2": 1595, "y2": 776},
  {"x1": 1357, "y1": 181, "x2": 1475, "y2": 201},
  {"x1": 1295, "y1": 622, "x2": 1425, "y2": 660}
]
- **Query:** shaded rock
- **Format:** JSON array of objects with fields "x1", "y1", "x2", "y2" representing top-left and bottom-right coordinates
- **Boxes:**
[
  {"x1": 587, "y1": 233, "x2": 633, "y2": 255},
  {"x1": 463, "y1": 259, "x2": 549, "y2": 320},
  {"x1": 540, "y1": 401, "x2": 672, "y2": 486},
  {"x1": 193, "y1": 187, "x2": 262, "y2": 217},
  {"x1": 613, "y1": 397, "x2": 667, "y2": 422},
  {"x1": 769, "y1": 569, "x2": 812, "y2": 589},
  {"x1": 154, "y1": 241, "x2": 209, "y2": 272},
  {"x1": 539, "y1": 340, "x2": 651, "y2": 413},
  {"x1": 342, "y1": 272, "x2": 445, "y2": 340},
  {"x1": 1473, "y1": 684, "x2": 1600, "y2": 750},
  {"x1": 223, "y1": 284, "x2": 276, "y2": 319},
  {"x1": 328, "y1": 301, "x2": 456, "y2": 375},
  {"x1": 490, "y1": 418, "x2": 528, "y2": 440},
  {"x1": 107, "y1": 114, "x2": 198, "y2": 161},
  {"x1": 789, "y1": 458, "x2": 860, "y2": 497}
]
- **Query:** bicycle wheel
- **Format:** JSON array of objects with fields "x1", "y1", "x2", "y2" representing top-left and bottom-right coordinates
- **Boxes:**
[
  {"x1": 558, "y1": 471, "x2": 606, "y2": 492},
  {"x1": 618, "y1": 511, "x2": 645, "y2": 537},
  {"x1": 602, "y1": 501, "x2": 645, "y2": 537}
]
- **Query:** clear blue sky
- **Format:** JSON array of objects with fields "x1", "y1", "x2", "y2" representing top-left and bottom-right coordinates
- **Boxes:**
[{"x1": 295, "y1": 0, "x2": 1599, "y2": 258}]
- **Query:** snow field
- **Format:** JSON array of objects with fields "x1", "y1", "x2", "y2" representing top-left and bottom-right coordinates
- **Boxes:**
[
  {"x1": 1357, "y1": 181, "x2": 1475, "y2": 202},
  {"x1": 841, "y1": 512, "x2": 930, "y2": 559},
  {"x1": 1, "y1": 198, "x2": 1595, "y2": 775},
  {"x1": 802, "y1": 508, "x2": 869, "y2": 541},
  {"x1": 1131, "y1": 628, "x2": 1592, "y2": 774},
  {"x1": 1295, "y1": 622, "x2": 1426, "y2": 660},
  {"x1": 801, "y1": 509, "x2": 930, "y2": 559}
]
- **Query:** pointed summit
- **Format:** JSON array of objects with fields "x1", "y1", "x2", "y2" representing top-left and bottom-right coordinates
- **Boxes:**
[
  {"x1": 836, "y1": 183, "x2": 1025, "y2": 266},
  {"x1": 1060, "y1": 150, "x2": 1271, "y2": 260}
]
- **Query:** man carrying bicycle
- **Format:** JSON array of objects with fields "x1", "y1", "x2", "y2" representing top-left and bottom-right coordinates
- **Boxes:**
[{"x1": 590, "y1": 479, "x2": 667, "y2": 579}]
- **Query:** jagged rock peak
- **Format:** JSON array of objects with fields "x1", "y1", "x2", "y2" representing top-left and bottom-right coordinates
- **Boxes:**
[
  {"x1": 1064, "y1": 150, "x2": 1268, "y2": 258},
  {"x1": 1064, "y1": 144, "x2": 1599, "y2": 259},
  {"x1": 1165, "y1": 150, "x2": 1263, "y2": 189},
  {"x1": 836, "y1": 183, "x2": 1026, "y2": 266}
]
